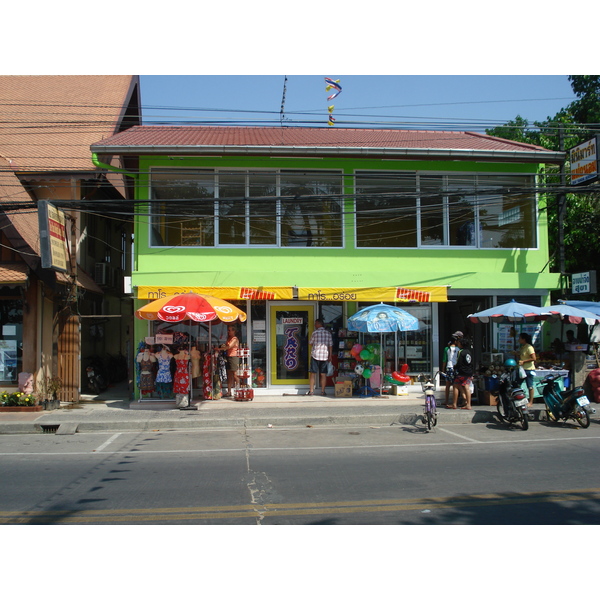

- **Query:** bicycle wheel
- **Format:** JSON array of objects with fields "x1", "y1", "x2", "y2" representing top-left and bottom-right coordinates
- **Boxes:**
[{"x1": 426, "y1": 408, "x2": 433, "y2": 431}]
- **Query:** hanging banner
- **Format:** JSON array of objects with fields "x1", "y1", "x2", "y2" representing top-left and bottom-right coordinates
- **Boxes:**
[
  {"x1": 298, "y1": 286, "x2": 448, "y2": 302},
  {"x1": 137, "y1": 286, "x2": 295, "y2": 300}
]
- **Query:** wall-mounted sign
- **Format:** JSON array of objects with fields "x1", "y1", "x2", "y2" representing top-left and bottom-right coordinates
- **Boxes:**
[
  {"x1": 570, "y1": 137, "x2": 599, "y2": 186},
  {"x1": 38, "y1": 201, "x2": 68, "y2": 272},
  {"x1": 572, "y1": 271, "x2": 597, "y2": 294}
]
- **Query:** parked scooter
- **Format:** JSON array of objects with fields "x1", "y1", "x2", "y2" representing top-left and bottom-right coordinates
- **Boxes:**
[
  {"x1": 538, "y1": 372, "x2": 595, "y2": 428},
  {"x1": 86, "y1": 357, "x2": 108, "y2": 394},
  {"x1": 490, "y1": 358, "x2": 529, "y2": 430}
]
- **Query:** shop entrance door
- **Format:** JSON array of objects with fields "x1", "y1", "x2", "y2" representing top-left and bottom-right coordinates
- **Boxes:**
[{"x1": 269, "y1": 304, "x2": 315, "y2": 386}]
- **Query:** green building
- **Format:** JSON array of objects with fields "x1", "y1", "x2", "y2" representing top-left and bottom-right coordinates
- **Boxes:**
[{"x1": 91, "y1": 126, "x2": 564, "y2": 396}]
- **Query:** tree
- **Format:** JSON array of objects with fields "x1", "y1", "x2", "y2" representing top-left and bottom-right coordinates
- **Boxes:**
[{"x1": 485, "y1": 76, "x2": 600, "y2": 278}]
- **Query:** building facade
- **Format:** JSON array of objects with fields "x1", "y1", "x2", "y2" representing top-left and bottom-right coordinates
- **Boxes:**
[
  {"x1": 91, "y1": 126, "x2": 564, "y2": 395},
  {"x1": 0, "y1": 76, "x2": 140, "y2": 400}
]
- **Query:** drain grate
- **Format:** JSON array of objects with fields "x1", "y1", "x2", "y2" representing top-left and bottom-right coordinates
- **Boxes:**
[{"x1": 40, "y1": 424, "x2": 60, "y2": 433}]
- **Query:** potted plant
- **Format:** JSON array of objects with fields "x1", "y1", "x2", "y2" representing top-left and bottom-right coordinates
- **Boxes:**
[{"x1": 37, "y1": 376, "x2": 63, "y2": 410}]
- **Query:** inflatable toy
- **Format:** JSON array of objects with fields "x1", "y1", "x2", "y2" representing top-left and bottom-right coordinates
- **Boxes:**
[
  {"x1": 354, "y1": 364, "x2": 364, "y2": 375},
  {"x1": 391, "y1": 364, "x2": 411, "y2": 383},
  {"x1": 362, "y1": 368, "x2": 372, "y2": 379}
]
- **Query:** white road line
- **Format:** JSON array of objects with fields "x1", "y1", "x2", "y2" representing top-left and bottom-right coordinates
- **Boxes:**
[
  {"x1": 437, "y1": 428, "x2": 483, "y2": 443},
  {"x1": 94, "y1": 433, "x2": 122, "y2": 453}
]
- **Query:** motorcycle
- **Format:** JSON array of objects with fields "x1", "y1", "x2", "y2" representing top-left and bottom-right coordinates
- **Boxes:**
[
  {"x1": 86, "y1": 357, "x2": 108, "y2": 394},
  {"x1": 538, "y1": 372, "x2": 595, "y2": 428},
  {"x1": 490, "y1": 360, "x2": 529, "y2": 430}
]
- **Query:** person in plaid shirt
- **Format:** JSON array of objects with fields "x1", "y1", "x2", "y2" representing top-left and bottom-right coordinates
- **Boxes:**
[{"x1": 307, "y1": 319, "x2": 333, "y2": 396}]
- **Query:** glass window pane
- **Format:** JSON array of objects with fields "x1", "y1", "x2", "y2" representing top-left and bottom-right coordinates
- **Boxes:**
[
  {"x1": 249, "y1": 172, "x2": 277, "y2": 245},
  {"x1": 478, "y1": 176, "x2": 536, "y2": 248},
  {"x1": 280, "y1": 171, "x2": 342, "y2": 247},
  {"x1": 419, "y1": 176, "x2": 445, "y2": 245},
  {"x1": 219, "y1": 173, "x2": 247, "y2": 245},
  {"x1": 150, "y1": 170, "x2": 214, "y2": 246},
  {"x1": 447, "y1": 176, "x2": 477, "y2": 246},
  {"x1": 355, "y1": 172, "x2": 417, "y2": 247}
]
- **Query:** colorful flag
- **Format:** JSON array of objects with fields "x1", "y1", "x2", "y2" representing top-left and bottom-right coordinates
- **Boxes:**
[{"x1": 324, "y1": 77, "x2": 342, "y2": 101}]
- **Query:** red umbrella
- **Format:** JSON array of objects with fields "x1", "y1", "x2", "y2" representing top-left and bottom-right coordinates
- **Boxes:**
[
  {"x1": 136, "y1": 293, "x2": 246, "y2": 403},
  {"x1": 136, "y1": 293, "x2": 247, "y2": 323}
]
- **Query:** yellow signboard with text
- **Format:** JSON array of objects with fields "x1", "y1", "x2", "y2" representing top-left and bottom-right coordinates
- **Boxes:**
[
  {"x1": 298, "y1": 286, "x2": 448, "y2": 303},
  {"x1": 137, "y1": 285, "x2": 448, "y2": 302}
]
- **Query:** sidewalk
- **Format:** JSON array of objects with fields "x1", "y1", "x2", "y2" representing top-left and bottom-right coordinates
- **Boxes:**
[{"x1": 0, "y1": 381, "x2": 550, "y2": 435}]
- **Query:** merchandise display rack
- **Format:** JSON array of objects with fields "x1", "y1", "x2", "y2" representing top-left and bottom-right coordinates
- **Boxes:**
[{"x1": 234, "y1": 345, "x2": 253, "y2": 401}]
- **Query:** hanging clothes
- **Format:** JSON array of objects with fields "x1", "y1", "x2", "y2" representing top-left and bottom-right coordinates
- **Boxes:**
[
  {"x1": 155, "y1": 350, "x2": 174, "y2": 399},
  {"x1": 173, "y1": 358, "x2": 190, "y2": 395},
  {"x1": 202, "y1": 350, "x2": 213, "y2": 399},
  {"x1": 139, "y1": 358, "x2": 156, "y2": 393}
]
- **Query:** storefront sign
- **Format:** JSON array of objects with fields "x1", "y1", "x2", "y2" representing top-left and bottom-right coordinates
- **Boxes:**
[
  {"x1": 138, "y1": 286, "x2": 448, "y2": 302},
  {"x1": 570, "y1": 137, "x2": 599, "y2": 185},
  {"x1": 38, "y1": 201, "x2": 68, "y2": 272},
  {"x1": 155, "y1": 334, "x2": 173, "y2": 344},
  {"x1": 138, "y1": 286, "x2": 294, "y2": 300},
  {"x1": 298, "y1": 286, "x2": 448, "y2": 302},
  {"x1": 283, "y1": 326, "x2": 300, "y2": 371},
  {"x1": 572, "y1": 271, "x2": 596, "y2": 294}
]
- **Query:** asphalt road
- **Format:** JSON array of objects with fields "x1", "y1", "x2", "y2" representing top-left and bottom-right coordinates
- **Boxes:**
[{"x1": 1, "y1": 420, "x2": 599, "y2": 524}]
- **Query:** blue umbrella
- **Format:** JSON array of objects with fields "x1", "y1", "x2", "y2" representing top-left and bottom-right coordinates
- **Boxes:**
[
  {"x1": 347, "y1": 303, "x2": 419, "y2": 333},
  {"x1": 467, "y1": 299, "x2": 545, "y2": 323},
  {"x1": 347, "y1": 303, "x2": 419, "y2": 397},
  {"x1": 542, "y1": 304, "x2": 600, "y2": 325}
]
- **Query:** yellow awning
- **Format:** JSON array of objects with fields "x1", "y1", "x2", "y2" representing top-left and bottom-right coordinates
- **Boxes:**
[{"x1": 137, "y1": 285, "x2": 449, "y2": 302}]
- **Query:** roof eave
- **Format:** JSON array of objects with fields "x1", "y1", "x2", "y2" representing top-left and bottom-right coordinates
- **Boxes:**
[{"x1": 90, "y1": 144, "x2": 566, "y2": 164}]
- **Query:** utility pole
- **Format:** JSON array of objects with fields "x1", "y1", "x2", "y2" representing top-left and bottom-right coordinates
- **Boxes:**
[{"x1": 558, "y1": 124, "x2": 567, "y2": 294}]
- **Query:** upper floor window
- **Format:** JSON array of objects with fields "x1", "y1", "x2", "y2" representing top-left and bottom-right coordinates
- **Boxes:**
[
  {"x1": 149, "y1": 169, "x2": 342, "y2": 248},
  {"x1": 355, "y1": 171, "x2": 537, "y2": 249}
]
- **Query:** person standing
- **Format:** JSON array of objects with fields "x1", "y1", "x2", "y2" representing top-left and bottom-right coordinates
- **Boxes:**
[
  {"x1": 518, "y1": 332, "x2": 537, "y2": 407},
  {"x1": 442, "y1": 331, "x2": 462, "y2": 405},
  {"x1": 307, "y1": 318, "x2": 333, "y2": 396},
  {"x1": 448, "y1": 336, "x2": 474, "y2": 410},
  {"x1": 222, "y1": 325, "x2": 240, "y2": 398}
]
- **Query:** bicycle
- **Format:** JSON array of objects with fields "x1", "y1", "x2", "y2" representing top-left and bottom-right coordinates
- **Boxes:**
[{"x1": 418, "y1": 372, "x2": 441, "y2": 431}]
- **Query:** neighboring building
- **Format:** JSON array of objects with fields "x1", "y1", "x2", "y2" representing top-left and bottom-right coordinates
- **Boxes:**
[
  {"x1": 0, "y1": 76, "x2": 140, "y2": 400},
  {"x1": 91, "y1": 125, "x2": 564, "y2": 395}
]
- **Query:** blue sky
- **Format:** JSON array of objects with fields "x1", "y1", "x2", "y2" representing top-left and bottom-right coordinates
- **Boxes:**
[{"x1": 140, "y1": 75, "x2": 578, "y2": 131}]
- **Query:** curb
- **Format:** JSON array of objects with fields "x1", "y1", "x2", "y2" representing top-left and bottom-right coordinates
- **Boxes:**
[{"x1": 0, "y1": 409, "x2": 500, "y2": 434}]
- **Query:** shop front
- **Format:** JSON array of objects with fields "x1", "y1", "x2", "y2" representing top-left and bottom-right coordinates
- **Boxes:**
[{"x1": 134, "y1": 285, "x2": 447, "y2": 397}]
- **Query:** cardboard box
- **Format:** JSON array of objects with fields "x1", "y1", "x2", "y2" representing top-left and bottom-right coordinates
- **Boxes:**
[
  {"x1": 335, "y1": 381, "x2": 353, "y2": 397},
  {"x1": 480, "y1": 391, "x2": 498, "y2": 406}
]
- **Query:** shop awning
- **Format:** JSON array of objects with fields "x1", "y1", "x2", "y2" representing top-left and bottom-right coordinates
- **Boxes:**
[
  {"x1": 137, "y1": 285, "x2": 449, "y2": 303},
  {"x1": 0, "y1": 262, "x2": 29, "y2": 286}
]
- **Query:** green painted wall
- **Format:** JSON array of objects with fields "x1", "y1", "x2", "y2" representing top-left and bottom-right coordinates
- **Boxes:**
[{"x1": 132, "y1": 155, "x2": 559, "y2": 292}]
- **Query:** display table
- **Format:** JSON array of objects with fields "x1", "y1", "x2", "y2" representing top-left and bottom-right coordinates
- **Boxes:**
[{"x1": 523, "y1": 369, "x2": 569, "y2": 398}]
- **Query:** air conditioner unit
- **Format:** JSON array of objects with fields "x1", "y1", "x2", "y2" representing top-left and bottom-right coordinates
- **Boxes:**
[{"x1": 94, "y1": 262, "x2": 109, "y2": 286}]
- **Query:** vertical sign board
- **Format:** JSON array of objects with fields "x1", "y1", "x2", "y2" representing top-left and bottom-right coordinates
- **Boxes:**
[
  {"x1": 570, "y1": 136, "x2": 599, "y2": 186},
  {"x1": 38, "y1": 201, "x2": 68, "y2": 272}
]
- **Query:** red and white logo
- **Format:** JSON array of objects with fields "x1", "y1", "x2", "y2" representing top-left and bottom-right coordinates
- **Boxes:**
[{"x1": 163, "y1": 305, "x2": 186, "y2": 313}]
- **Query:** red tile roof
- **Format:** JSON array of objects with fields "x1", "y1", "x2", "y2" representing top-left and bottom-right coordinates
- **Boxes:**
[
  {"x1": 92, "y1": 125, "x2": 559, "y2": 159},
  {"x1": 0, "y1": 75, "x2": 138, "y2": 172},
  {"x1": 0, "y1": 262, "x2": 29, "y2": 284}
]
